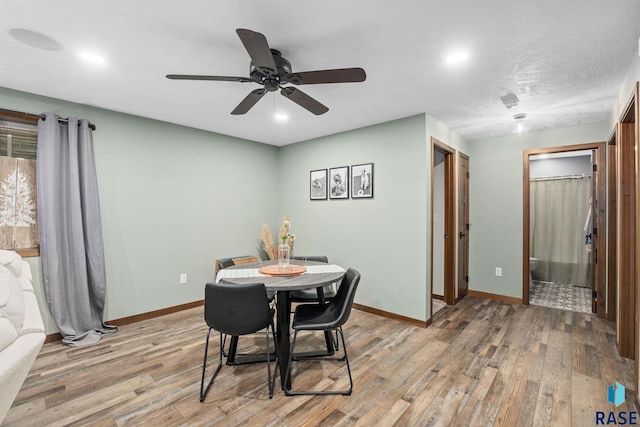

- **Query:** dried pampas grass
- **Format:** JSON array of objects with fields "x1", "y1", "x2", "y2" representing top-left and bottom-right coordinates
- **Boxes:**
[{"x1": 260, "y1": 223, "x2": 277, "y2": 260}]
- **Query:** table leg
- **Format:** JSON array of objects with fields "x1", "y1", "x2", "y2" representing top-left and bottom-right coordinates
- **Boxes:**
[
  {"x1": 226, "y1": 336, "x2": 239, "y2": 364},
  {"x1": 276, "y1": 290, "x2": 291, "y2": 389}
]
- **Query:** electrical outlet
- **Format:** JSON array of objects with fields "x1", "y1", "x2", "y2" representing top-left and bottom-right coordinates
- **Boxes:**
[
  {"x1": 495, "y1": 267, "x2": 502, "y2": 277},
  {"x1": 180, "y1": 273, "x2": 187, "y2": 284}
]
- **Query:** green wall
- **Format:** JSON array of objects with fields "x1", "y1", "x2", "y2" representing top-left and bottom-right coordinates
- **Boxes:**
[
  {"x1": 1, "y1": 87, "x2": 280, "y2": 333},
  {"x1": 466, "y1": 121, "x2": 610, "y2": 299},
  {"x1": 278, "y1": 114, "x2": 467, "y2": 321},
  {"x1": 465, "y1": 49, "x2": 638, "y2": 300}
]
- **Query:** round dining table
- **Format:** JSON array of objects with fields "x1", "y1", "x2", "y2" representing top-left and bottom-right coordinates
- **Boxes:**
[{"x1": 218, "y1": 259, "x2": 346, "y2": 390}]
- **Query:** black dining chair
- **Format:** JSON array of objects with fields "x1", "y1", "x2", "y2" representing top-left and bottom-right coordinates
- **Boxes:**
[
  {"x1": 218, "y1": 257, "x2": 276, "y2": 301},
  {"x1": 200, "y1": 282, "x2": 277, "y2": 401},
  {"x1": 290, "y1": 255, "x2": 341, "y2": 353},
  {"x1": 284, "y1": 267, "x2": 360, "y2": 396},
  {"x1": 218, "y1": 258, "x2": 235, "y2": 270},
  {"x1": 218, "y1": 257, "x2": 275, "y2": 359},
  {"x1": 289, "y1": 256, "x2": 336, "y2": 303}
]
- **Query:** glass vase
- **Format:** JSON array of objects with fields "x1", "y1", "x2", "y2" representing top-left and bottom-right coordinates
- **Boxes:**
[{"x1": 278, "y1": 243, "x2": 290, "y2": 269}]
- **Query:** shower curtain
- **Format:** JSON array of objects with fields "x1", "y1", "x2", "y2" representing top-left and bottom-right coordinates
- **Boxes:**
[{"x1": 530, "y1": 176, "x2": 591, "y2": 286}]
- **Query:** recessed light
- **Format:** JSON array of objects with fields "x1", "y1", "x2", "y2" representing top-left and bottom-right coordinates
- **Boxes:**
[
  {"x1": 79, "y1": 51, "x2": 106, "y2": 65},
  {"x1": 445, "y1": 51, "x2": 469, "y2": 64},
  {"x1": 80, "y1": 52, "x2": 106, "y2": 65},
  {"x1": 9, "y1": 28, "x2": 63, "y2": 51},
  {"x1": 274, "y1": 112, "x2": 289, "y2": 122}
]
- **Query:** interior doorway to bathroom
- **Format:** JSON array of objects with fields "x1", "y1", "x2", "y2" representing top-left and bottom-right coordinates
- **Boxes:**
[{"x1": 523, "y1": 142, "x2": 606, "y2": 315}]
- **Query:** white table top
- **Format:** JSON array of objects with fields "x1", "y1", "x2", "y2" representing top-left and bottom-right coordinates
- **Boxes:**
[{"x1": 216, "y1": 260, "x2": 345, "y2": 291}]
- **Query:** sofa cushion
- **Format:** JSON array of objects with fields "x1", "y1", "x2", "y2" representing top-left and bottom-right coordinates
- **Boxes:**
[
  {"x1": 15, "y1": 277, "x2": 35, "y2": 294},
  {"x1": 20, "y1": 291, "x2": 44, "y2": 335},
  {"x1": 18, "y1": 261, "x2": 32, "y2": 282},
  {"x1": 0, "y1": 250, "x2": 23, "y2": 278},
  {"x1": 0, "y1": 318, "x2": 18, "y2": 353},
  {"x1": 0, "y1": 272, "x2": 25, "y2": 335}
]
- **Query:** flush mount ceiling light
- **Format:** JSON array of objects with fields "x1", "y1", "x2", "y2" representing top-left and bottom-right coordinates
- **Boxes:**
[
  {"x1": 445, "y1": 51, "x2": 470, "y2": 64},
  {"x1": 513, "y1": 113, "x2": 529, "y2": 134},
  {"x1": 9, "y1": 28, "x2": 63, "y2": 51}
]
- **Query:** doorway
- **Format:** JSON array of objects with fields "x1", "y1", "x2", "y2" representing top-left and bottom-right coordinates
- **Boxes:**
[
  {"x1": 430, "y1": 138, "x2": 455, "y2": 311},
  {"x1": 523, "y1": 142, "x2": 606, "y2": 315}
]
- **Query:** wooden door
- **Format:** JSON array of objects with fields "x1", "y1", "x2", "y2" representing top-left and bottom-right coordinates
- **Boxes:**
[
  {"x1": 457, "y1": 153, "x2": 469, "y2": 299},
  {"x1": 617, "y1": 121, "x2": 635, "y2": 359}
]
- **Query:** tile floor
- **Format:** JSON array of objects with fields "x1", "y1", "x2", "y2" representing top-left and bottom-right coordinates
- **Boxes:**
[{"x1": 529, "y1": 280, "x2": 592, "y2": 313}]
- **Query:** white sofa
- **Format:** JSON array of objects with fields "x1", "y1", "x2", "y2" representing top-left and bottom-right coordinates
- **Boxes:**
[{"x1": 0, "y1": 250, "x2": 45, "y2": 425}]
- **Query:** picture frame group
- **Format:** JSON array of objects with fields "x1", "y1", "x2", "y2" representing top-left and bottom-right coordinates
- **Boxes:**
[{"x1": 309, "y1": 163, "x2": 373, "y2": 200}]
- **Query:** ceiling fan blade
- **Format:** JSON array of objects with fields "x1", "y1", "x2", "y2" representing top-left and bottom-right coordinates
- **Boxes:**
[
  {"x1": 236, "y1": 29, "x2": 277, "y2": 73},
  {"x1": 231, "y1": 88, "x2": 267, "y2": 115},
  {"x1": 287, "y1": 68, "x2": 366, "y2": 85},
  {"x1": 166, "y1": 74, "x2": 253, "y2": 82},
  {"x1": 280, "y1": 87, "x2": 329, "y2": 115}
]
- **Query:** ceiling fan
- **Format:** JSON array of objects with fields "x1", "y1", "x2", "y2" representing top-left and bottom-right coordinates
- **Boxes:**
[{"x1": 166, "y1": 29, "x2": 366, "y2": 116}]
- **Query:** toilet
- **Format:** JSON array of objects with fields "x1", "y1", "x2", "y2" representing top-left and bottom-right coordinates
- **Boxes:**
[{"x1": 529, "y1": 257, "x2": 538, "y2": 288}]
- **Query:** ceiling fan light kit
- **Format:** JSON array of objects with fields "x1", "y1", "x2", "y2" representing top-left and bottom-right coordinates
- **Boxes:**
[{"x1": 166, "y1": 28, "x2": 366, "y2": 116}]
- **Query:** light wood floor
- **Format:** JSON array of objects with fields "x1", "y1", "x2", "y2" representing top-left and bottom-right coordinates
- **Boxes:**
[{"x1": 5, "y1": 296, "x2": 637, "y2": 426}]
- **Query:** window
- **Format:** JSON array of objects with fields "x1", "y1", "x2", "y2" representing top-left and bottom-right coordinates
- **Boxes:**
[{"x1": 0, "y1": 110, "x2": 39, "y2": 256}]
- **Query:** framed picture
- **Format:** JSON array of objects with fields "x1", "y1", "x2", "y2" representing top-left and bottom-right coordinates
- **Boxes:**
[
  {"x1": 351, "y1": 163, "x2": 374, "y2": 198},
  {"x1": 329, "y1": 166, "x2": 349, "y2": 199},
  {"x1": 309, "y1": 169, "x2": 327, "y2": 200}
]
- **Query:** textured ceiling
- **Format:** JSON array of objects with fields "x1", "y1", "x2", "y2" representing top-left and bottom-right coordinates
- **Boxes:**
[{"x1": 1, "y1": 1, "x2": 639, "y2": 146}]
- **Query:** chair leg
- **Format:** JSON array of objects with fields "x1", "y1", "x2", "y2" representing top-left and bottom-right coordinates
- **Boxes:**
[
  {"x1": 221, "y1": 334, "x2": 228, "y2": 357},
  {"x1": 199, "y1": 328, "x2": 224, "y2": 402},
  {"x1": 337, "y1": 327, "x2": 353, "y2": 392},
  {"x1": 266, "y1": 322, "x2": 279, "y2": 398},
  {"x1": 282, "y1": 329, "x2": 298, "y2": 395},
  {"x1": 284, "y1": 327, "x2": 352, "y2": 396}
]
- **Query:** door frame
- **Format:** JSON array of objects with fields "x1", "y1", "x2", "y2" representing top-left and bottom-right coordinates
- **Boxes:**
[
  {"x1": 607, "y1": 128, "x2": 617, "y2": 323},
  {"x1": 430, "y1": 137, "x2": 456, "y2": 308},
  {"x1": 633, "y1": 81, "x2": 640, "y2": 403},
  {"x1": 522, "y1": 142, "x2": 606, "y2": 315},
  {"x1": 457, "y1": 152, "x2": 470, "y2": 300}
]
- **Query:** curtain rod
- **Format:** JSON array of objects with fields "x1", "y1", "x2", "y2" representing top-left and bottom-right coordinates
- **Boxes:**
[
  {"x1": 39, "y1": 114, "x2": 96, "y2": 131},
  {"x1": 530, "y1": 174, "x2": 590, "y2": 182},
  {"x1": 0, "y1": 108, "x2": 96, "y2": 131}
]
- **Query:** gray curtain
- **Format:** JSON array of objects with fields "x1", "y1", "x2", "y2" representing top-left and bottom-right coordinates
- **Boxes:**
[
  {"x1": 37, "y1": 113, "x2": 117, "y2": 346},
  {"x1": 530, "y1": 176, "x2": 591, "y2": 286}
]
